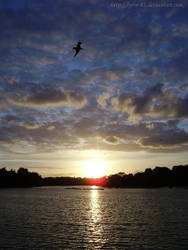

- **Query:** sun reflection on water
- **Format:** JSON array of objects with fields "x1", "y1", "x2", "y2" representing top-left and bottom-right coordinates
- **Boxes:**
[
  {"x1": 91, "y1": 188, "x2": 100, "y2": 223},
  {"x1": 86, "y1": 187, "x2": 107, "y2": 247}
]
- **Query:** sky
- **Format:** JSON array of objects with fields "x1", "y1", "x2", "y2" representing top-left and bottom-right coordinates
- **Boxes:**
[{"x1": 0, "y1": 0, "x2": 188, "y2": 177}]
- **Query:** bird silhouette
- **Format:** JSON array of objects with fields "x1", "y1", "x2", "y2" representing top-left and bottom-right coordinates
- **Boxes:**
[{"x1": 73, "y1": 41, "x2": 83, "y2": 57}]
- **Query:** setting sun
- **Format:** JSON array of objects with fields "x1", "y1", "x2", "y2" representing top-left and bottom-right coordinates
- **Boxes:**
[{"x1": 83, "y1": 160, "x2": 106, "y2": 178}]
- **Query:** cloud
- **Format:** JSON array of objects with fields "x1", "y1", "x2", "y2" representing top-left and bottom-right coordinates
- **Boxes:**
[
  {"x1": 150, "y1": 94, "x2": 188, "y2": 119},
  {"x1": 104, "y1": 83, "x2": 188, "y2": 121},
  {"x1": 138, "y1": 130, "x2": 188, "y2": 149},
  {"x1": 168, "y1": 55, "x2": 188, "y2": 82},
  {"x1": 97, "y1": 92, "x2": 111, "y2": 108},
  {"x1": 8, "y1": 88, "x2": 87, "y2": 108},
  {"x1": 0, "y1": 106, "x2": 188, "y2": 154},
  {"x1": 0, "y1": 0, "x2": 188, "y2": 158},
  {"x1": 172, "y1": 24, "x2": 188, "y2": 38},
  {"x1": 110, "y1": 83, "x2": 163, "y2": 121},
  {"x1": 104, "y1": 135, "x2": 122, "y2": 145},
  {"x1": 19, "y1": 122, "x2": 40, "y2": 130}
]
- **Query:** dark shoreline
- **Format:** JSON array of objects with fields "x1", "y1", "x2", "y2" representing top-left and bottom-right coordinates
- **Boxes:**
[{"x1": 1, "y1": 164, "x2": 188, "y2": 189}]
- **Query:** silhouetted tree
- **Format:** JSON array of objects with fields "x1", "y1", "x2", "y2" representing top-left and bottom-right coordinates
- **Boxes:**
[
  {"x1": 0, "y1": 168, "x2": 42, "y2": 188},
  {"x1": 0, "y1": 165, "x2": 188, "y2": 188}
]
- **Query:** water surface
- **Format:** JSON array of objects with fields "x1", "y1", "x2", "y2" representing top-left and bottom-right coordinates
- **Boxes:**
[{"x1": 0, "y1": 187, "x2": 188, "y2": 249}]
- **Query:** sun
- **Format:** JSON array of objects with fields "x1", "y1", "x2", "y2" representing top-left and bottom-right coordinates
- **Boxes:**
[{"x1": 83, "y1": 160, "x2": 106, "y2": 178}]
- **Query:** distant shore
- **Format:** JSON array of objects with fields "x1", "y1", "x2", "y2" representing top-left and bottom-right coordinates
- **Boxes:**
[{"x1": 1, "y1": 164, "x2": 188, "y2": 188}]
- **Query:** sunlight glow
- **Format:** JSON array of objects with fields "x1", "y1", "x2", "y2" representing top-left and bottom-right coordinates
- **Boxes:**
[{"x1": 83, "y1": 160, "x2": 106, "y2": 178}]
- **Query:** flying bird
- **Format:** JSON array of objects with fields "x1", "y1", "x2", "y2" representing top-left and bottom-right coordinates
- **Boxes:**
[{"x1": 73, "y1": 41, "x2": 83, "y2": 57}]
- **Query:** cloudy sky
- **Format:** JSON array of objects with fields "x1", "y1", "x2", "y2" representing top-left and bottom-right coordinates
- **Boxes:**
[{"x1": 0, "y1": 0, "x2": 187, "y2": 177}]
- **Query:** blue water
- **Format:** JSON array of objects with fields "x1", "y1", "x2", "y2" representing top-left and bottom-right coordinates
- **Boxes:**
[{"x1": 0, "y1": 187, "x2": 188, "y2": 249}]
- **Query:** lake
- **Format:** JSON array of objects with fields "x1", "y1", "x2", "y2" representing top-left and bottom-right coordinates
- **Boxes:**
[{"x1": 0, "y1": 187, "x2": 188, "y2": 249}]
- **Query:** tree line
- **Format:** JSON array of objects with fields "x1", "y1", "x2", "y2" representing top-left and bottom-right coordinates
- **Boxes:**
[{"x1": 0, "y1": 165, "x2": 188, "y2": 188}]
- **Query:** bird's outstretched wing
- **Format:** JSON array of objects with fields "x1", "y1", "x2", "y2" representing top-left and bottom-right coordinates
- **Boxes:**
[
  {"x1": 73, "y1": 42, "x2": 83, "y2": 57},
  {"x1": 74, "y1": 49, "x2": 79, "y2": 57}
]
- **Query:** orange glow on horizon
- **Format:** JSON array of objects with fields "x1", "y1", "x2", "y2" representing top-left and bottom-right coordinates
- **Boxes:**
[{"x1": 86, "y1": 177, "x2": 108, "y2": 186}]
